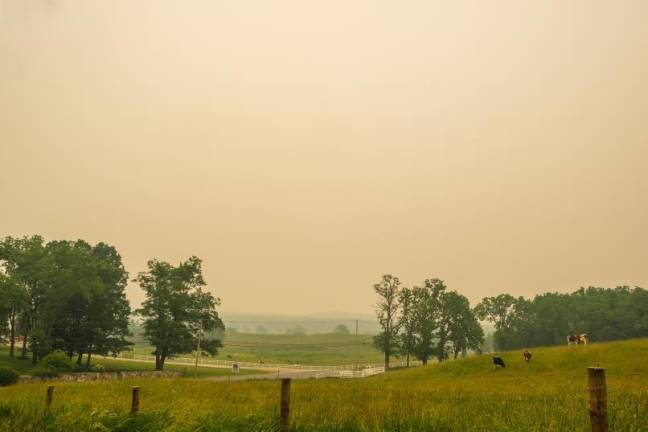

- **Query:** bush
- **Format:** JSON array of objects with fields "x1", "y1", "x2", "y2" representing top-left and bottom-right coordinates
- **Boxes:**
[
  {"x1": 92, "y1": 363, "x2": 106, "y2": 373},
  {"x1": 31, "y1": 366, "x2": 59, "y2": 378},
  {"x1": 39, "y1": 352, "x2": 72, "y2": 372},
  {"x1": 0, "y1": 367, "x2": 20, "y2": 386}
]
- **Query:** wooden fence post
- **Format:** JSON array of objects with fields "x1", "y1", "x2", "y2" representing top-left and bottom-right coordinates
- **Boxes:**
[
  {"x1": 280, "y1": 378, "x2": 291, "y2": 431},
  {"x1": 587, "y1": 367, "x2": 608, "y2": 432},
  {"x1": 45, "y1": 385, "x2": 54, "y2": 412},
  {"x1": 131, "y1": 386, "x2": 140, "y2": 414}
]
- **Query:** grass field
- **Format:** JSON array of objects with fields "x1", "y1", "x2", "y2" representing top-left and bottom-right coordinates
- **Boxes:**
[
  {"x1": 1, "y1": 339, "x2": 647, "y2": 431},
  {"x1": 130, "y1": 332, "x2": 385, "y2": 366},
  {"x1": 0, "y1": 348, "x2": 263, "y2": 378}
]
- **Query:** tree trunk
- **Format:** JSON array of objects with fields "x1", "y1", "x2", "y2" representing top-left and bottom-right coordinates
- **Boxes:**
[
  {"x1": 406, "y1": 352, "x2": 410, "y2": 367},
  {"x1": 77, "y1": 352, "x2": 83, "y2": 365},
  {"x1": 422, "y1": 356, "x2": 428, "y2": 366},
  {"x1": 155, "y1": 353, "x2": 164, "y2": 371},
  {"x1": 437, "y1": 335, "x2": 447, "y2": 363},
  {"x1": 85, "y1": 346, "x2": 92, "y2": 368},
  {"x1": 20, "y1": 331, "x2": 28, "y2": 359},
  {"x1": 161, "y1": 354, "x2": 166, "y2": 370},
  {"x1": 8, "y1": 312, "x2": 16, "y2": 357},
  {"x1": 384, "y1": 350, "x2": 390, "y2": 370}
]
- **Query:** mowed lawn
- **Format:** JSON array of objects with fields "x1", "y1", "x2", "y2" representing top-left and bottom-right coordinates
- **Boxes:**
[
  {"x1": 0, "y1": 348, "x2": 264, "y2": 378},
  {"x1": 131, "y1": 332, "x2": 385, "y2": 366},
  {"x1": 1, "y1": 339, "x2": 647, "y2": 431}
]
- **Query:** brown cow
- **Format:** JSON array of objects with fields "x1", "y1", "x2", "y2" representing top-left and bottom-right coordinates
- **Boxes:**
[{"x1": 523, "y1": 350, "x2": 532, "y2": 363}]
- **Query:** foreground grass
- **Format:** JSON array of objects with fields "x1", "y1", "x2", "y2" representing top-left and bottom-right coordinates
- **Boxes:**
[
  {"x1": 0, "y1": 349, "x2": 264, "y2": 378},
  {"x1": 1, "y1": 339, "x2": 647, "y2": 431}
]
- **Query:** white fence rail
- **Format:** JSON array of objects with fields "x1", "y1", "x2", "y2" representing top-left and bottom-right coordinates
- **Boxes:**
[{"x1": 119, "y1": 353, "x2": 418, "y2": 373}]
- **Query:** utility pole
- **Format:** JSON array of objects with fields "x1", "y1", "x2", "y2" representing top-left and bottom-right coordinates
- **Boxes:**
[{"x1": 355, "y1": 320, "x2": 358, "y2": 337}]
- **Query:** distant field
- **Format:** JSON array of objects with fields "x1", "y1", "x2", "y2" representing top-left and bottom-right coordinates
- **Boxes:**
[
  {"x1": 1, "y1": 339, "x2": 646, "y2": 431},
  {"x1": 0, "y1": 348, "x2": 263, "y2": 378},
  {"x1": 130, "y1": 332, "x2": 385, "y2": 365}
]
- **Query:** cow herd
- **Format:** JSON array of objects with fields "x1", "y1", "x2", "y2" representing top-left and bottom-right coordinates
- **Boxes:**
[{"x1": 491, "y1": 333, "x2": 588, "y2": 369}]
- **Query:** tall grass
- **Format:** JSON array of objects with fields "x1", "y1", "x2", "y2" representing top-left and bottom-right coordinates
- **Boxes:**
[{"x1": 1, "y1": 339, "x2": 646, "y2": 431}]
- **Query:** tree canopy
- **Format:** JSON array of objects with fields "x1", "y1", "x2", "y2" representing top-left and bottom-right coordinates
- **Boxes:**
[
  {"x1": 136, "y1": 256, "x2": 224, "y2": 370},
  {"x1": 373, "y1": 275, "x2": 484, "y2": 366},
  {"x1": 475, "y1": 286, "x2": 648, "y2": 351},
  {"x1": 0, "y1": 236, "x2": 131, "y2": 364}
]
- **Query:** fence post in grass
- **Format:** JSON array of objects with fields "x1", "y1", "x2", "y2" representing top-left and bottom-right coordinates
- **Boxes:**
[
  {"x1": 587, "y1": 367, "x2": 608, "y2": 432},
  {"x1": 280, "y1": 378, "x2": 291, "y2": 431},
  {"x1": 131, "y1": 386, "x2": 140, "y2": 414},
  {"x1": 45, "y1": 385, "x2": 54, "y2": 412}
]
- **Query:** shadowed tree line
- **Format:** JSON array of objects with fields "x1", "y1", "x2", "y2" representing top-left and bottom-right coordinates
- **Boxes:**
[
  {"x1": 0, "y1": 235, "x2": 224, "y2": 370},
  {"x1": 475, "y1": 286, "x2": 648, "y2": 351}
]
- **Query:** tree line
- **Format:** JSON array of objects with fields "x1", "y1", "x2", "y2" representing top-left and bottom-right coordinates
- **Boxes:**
[
  {"x1": 372, "y1": 275, "x2": 484, "y2": 368},
  {"x1": 373, "y1": 275, "x2": 648, "y2": 366},
  {"x1": 0, "y1": 235, "x2": 224, "y2": 370},
  {"x1": 474, "y1": 286, "x2": 648, "y2": 351}
]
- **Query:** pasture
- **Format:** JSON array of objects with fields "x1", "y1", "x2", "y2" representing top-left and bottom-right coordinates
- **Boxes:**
[
  {"x1": 130, "y1": 332, "x2": 384, "y2": 366},
  {"x1": 1, "y1": 339, "x2": 647, "y2": 431}
]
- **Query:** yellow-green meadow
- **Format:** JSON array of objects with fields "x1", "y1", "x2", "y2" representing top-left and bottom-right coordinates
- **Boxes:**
[{"x1": 1, "y1": 339, "x2": 646, "y2": 431}]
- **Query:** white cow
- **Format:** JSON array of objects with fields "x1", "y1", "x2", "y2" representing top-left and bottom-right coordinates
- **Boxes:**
[{"x1": 566, "y1": 334, "x2": 588, "y2": 345}]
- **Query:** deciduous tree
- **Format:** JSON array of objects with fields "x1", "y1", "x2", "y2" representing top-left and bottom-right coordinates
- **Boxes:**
[
  {"x1": 136, "y1": 256, "x2": 224, "y2": 370},
  {"x1": 373, "y1": 274, "x2": 401, "y2": 369}
]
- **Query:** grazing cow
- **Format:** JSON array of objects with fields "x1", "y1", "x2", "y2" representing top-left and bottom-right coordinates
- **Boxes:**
[
  {"x1": 523, "y1": 350, "x2": 532, "y2": 363},
  {"x1": 567, "y1": 334, "x2": 588, "y2": 346},
  {"x1": 492, "y1": 357, "x2": 506, "y2": 368}
]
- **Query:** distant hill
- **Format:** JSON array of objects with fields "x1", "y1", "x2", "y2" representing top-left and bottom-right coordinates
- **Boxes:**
[{"x1": 219, "y1": 311, "x2": 380, "y2": 335}]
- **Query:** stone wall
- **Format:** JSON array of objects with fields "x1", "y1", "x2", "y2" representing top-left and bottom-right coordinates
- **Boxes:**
[{"x1": 19, "y1": 370, "x2": 182, "y2": 384}]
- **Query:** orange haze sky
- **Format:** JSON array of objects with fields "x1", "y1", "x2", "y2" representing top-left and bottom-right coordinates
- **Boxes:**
[{"x1": 1, "y1": 0, "x2": 647, "y2": 315}]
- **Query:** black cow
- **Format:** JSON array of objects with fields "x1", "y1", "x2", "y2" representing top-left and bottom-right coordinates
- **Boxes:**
[{"x1": 492, "y1": 357, "x2": 506, "y2": 368}]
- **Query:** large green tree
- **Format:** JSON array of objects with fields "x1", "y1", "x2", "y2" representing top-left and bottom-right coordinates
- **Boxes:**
[
  {"x1": 373, "y1": 274, "x2": 401, "y2": 369},
  {"x1": 410, "y1": 279, "x2": 446, "y2": 365},
  {"x1": 0, "y1": 272, "x2": 28, "y2": 357},
  {"x1": 439, "y1": 291, "x2": 484, "y2": 360},
  {"x1": 393, "y1": 279, "x2": 484, "y2": 364},
  {"x1": 0, "y1": 235, "x2": 52, "y2": 363},
  {"x1": 48, "y1": 240, "x2": 131, "y2": 365},
  {"x1": 474, "y1": 294, "x2": 526, "y2": 351},
  {"x1": 1, "y1": 236, "x2": 131, "y2": 364},
  {"x1": 136, "y1": 256, "x2": 224, "y2": 370},
  {"x1": 397, "y1": 287, "x2": 417, "y2": 367}
]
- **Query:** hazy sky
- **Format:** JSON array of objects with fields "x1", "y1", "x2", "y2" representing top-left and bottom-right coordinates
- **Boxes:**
[{"x1": 1, "y1": 0, "x2": 647, "y2": 315}]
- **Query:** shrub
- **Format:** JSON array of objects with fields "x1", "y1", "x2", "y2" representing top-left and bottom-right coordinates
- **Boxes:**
[
  {"x1": 92, "y1": 364, "x2": 106, "y2": 373},
  {"x1": 0, "y1": 367, "x2": 19, "y2": 387},
  {"x1": 39, "y1": 352, "x2": 72, "y2": 372}
]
